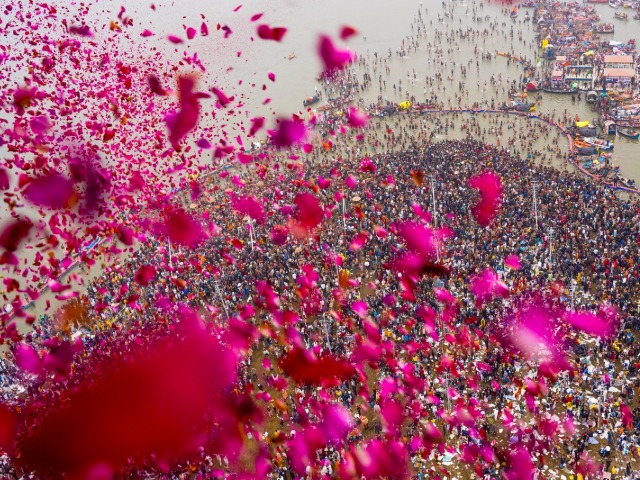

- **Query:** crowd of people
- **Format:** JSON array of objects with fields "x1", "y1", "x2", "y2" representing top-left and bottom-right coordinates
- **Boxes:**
[{"x1": 3, "y1": 116, "x2": 639, "y2": 478}]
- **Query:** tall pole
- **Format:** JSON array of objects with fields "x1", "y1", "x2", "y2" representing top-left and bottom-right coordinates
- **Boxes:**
[
  {"x1": 430, "y1": 176, "x2": 440, "y2": 262},
  {"x1": 248, "y1": 218, "x2": 255, "y2": 252},
  {"x1": 214, "y1": 281, "x2": 230, "y2": 319},
  {"x1": 342, "y1": 194, "x2": 347, "y2": 233},
  {"x1": 548, "y1": 227, "x2": 555, "y2": 268},
  {"x1": 168, "y1": 238, "x2": 173, "y2": 268},
  {"x1": 532, "y1": 181, "x2": 539, "y2": 231}
]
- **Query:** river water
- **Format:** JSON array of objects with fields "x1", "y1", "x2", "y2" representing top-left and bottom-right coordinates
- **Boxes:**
[{"x1": 96, "y1": 0, "x2": 638, "y2": 178}]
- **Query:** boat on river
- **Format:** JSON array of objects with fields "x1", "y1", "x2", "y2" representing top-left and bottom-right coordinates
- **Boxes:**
[
  {"x1": 594, "y1": 23, "x2": 615, "y2": 33},
  {"x1": 303, "y1": 95, "x2": 320, "y2": 107},
  {"x1": 542, "y1": 87, "x2": 578, "y2": 94},
  {"x1": 617, "y1": 128, "x2": 640, "y2": 139},
  {"x1": 583, "y1": 137, "x2": 614, "y2": 150},
  {"x1": 586, "y1": 90, "x2": 599, "y2": 103},
  {"x1": 614, "y1": 11, "x2": 628, "y2": 19}
]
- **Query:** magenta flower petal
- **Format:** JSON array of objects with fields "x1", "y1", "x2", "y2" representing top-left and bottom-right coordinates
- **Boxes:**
[
  {"x1": 167, "y1": 34, "x2": 184, "y2": 44},
  {"x1": 317, "y1": 34, "x2": 354, "y2": 72},
  {"x1": 232, "y1": 195, "x2": 265, "y2": 224},
  {"x1": 470, "y1": 268, "x2": 509, "y2": 306},
  {"x1": 24, "y1": 174, "x2": 75, "y2": 209},
  {"x1": 268, "y1": 118, "x2": 307, "y2": 147},
  {"x1": 154, "y1": 206, "x2": 206, "y2": 247},
  {"x1": 212, "y1": 87, "x2": 234, "y2": 107},
  {"x1": 346, "y1": 107, "x2": 368, "y2": 128},
  {"x1": 0, "y1": 168, "x2": 9, "y2": 190},
  {"x1": 340, "y1": 25, "x2": 358, "y2": 40},
  {"x1": 29, "y1": 115, "x2": 52, "y2": 135},
  {"x1": 504, "y1": 254, "x2": 522, "y2": 270},
  {"x1": 134, "y1": 265, "x2": 157, "y2": 286},
  {"x1": 563, "y1": 309, "x2": 617, "y2": 338},
  {"x1": 468, "y1": 171, "x2": 503, "y2": 227},
  {"x1": 165, "y1": 75, "x2": 200, "y2": 147},
  {"x1": 0, "y1": 219, "x2": 32, "y2": 252},
  {"x1": 256, "y1": 24, "x2": 287, "y2": 41},
  {"x1": 14, "y1": 343, "x2": 43, "y2": 376},
  {"x1": 68, "y1": 25, "x2": 93, "y2": 37}
]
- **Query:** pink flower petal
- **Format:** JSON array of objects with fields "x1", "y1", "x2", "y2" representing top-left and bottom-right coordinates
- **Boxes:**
[
  {"x1": 29, "y1": 115, "x2": 52, "y2": 135},
  {"x1": 504, "y1": 254, "x2": 522, "y2": 270},
  {"x1": 256, "y1": 24, "x2": 287, "y2": 42},
  {"x1": 14, "y1": 343, "x2": 43, "y2": 376},
  {"x1": 212, "y1": 87, "x2": 234, "y2": 107},
  {"x1": 167, "y1": 34, "x2": 184, "y2": 44},
  {"x1": 0, "y1": 219, "x2": 32, "y2": 252},
  {"x1": 68, "y1": 25, "x2": 93, "y2": 37},
  {"x1": 340, "y1": 25, "x2": 358, "y2": 40},
  {"x1": 317, "y1": 34, "x2": 354, "y2": 72},
  {"x1": 24, "y1": 174, "x2": 75, "y2": 209},
  {"x1": 346, "y1": 107, "x2": 368, "y2": 128},
  {"x1": 268, "y1": 118, "x2": 307, "y2": 147},
  {"x1": 468, "y1": 171, "x2": 503, "y2": 227},
  {"x1": 231, "y1": 195, "x2": 265, "y2": 224},
  {"x1": 134, "y1": 265, "x2": 157, "y2": 286},
  {"x1": 470, "y1": 268, "x2": 509, "y2": 306},
  {"x1": 165, "y1": 75, "x2": 200, "y2": 147}
]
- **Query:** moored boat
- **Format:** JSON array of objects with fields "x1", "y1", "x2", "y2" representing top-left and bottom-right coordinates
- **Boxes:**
[
  {"x1": 594, "y1": 23, "x2": 615, "y2": 33},
  {"x1": 617, "y1": 128, "x2": 640, "y2": 139},
  {"x1": 542, "y1": 87, "x2": 579, "y2": 94},
  {"x1": 303, "y1": 95, "x2": 320, "y2": 107},
  {"x1": 577, "y1": 146, "x2": 598, "y2": 155},
  {"x1": 583, "y1": 137, "x2": 614, "y2": 150},
  {"x1": 586, "y1": 90, "x2": 599, "y2": 103},
  {"x1": 614, "y1": 11, "x2": 628, "y2": 19},
  {"x1": 526, "y1": 81, "x2": 541, "y2": 92}
]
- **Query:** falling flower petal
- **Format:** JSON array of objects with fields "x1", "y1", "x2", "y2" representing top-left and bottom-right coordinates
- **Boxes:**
[
  {"x1": 256, "y1": 24, "x2": 287, "y2": 42},
  {"x1": 0, "y1": 219, "x2": 32, "y2": 252},
  {"x1": 134, "y1": 265, "x2": 157, "y2": 286},
  {"x1": 340, "y1": 25, "x2": 358, "y2": 40},
  {"x1": 317, "y1": 35, "x2": 354, "y2": 72},
  {"x1": 165, "y1": 75, "x2": 200, "y2": 147},
  {"x1": 468, "y1": 171, "x2": 502, "y2": 227},
  {"x1": 268, "y1": 118, "x2": 307, "y2": 147},
  {"x1": 279, "y1": 347, "x2": 355, "y2": 385},
  {"x1": 24, "y1": 174, "x2": 75, "y2": 209}
]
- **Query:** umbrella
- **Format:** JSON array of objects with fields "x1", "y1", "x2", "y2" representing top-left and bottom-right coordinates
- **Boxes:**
[
  {"x1": 608, "y1": 386, "x2": 620, "y2": 392},
  {"x1": 352, "y1": 196, "x2": 361, "y2": 202}
]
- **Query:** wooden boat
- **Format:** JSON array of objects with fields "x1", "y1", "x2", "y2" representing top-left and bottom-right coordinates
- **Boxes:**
[
  {"x1": 594, "y1": 23, "x2": 615, "y2": 33},
  {"x1": 584, "y1": 137, "x2": 614, "y2": 150},
  {"x1": 634, "y1": 13, "x2": 640, "y2": 20},
  {"x1": 526, "y1": 81, "x2": 541, "y2": 92},
  {"x1": 287, "y1": 52, "x2": 296, "y2": 60},
  {"x1": 586, "y1": 91, "x2": 599, "y2": 103},
  {"x1": 617, "y1": 128, "x2": 640, "y2": 139},
  {"x1": 542, "y1": 87, "x2": 578, "y2": 94},
  {"x1": 303, "y1": 95, "x2": 320, "y2": 107},
  {"x1": 614, "y1": 11, "x2": 628, "y2": 19}
]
